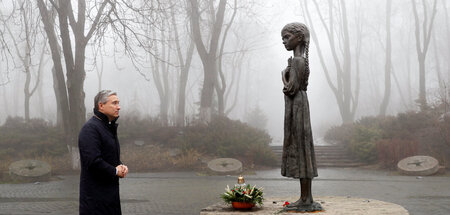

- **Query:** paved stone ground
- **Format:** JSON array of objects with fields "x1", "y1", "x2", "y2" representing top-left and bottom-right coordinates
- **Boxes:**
[
  {"x1": 0, "y1": 168, "x2": 449, "y2": 215},
  {"x1": 201, "y1": 196, "x2": 409, "y2": 215}
]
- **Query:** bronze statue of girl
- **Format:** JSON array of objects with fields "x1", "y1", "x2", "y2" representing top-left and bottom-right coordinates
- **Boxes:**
[{"x1": 281, "y1": 22, "x2": 323, "y2": 212}]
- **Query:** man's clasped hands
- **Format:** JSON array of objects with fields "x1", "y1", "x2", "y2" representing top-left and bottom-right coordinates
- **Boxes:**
[{"x1": 116, "y1": 164, "x2": 128, "y2": 178}]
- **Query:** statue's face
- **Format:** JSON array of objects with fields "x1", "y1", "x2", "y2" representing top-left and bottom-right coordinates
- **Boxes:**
[{"x1": 282, "y1": 31, "x2": 300, "y2": 51}]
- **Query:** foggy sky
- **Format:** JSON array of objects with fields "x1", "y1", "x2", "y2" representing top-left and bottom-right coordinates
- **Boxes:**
[{"x1": 0, "y1": 0, "x2": 448, "y2": 142}]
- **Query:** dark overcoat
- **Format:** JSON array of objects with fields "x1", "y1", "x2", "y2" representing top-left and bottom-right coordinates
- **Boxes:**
[{"x1": 78, "y1": 109, "x2": 122, "y2": 215}]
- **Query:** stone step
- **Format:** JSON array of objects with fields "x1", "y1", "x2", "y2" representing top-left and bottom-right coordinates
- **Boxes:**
[
  {"x1": 272, "y1": 147, "x2": 348, "y2": 151},
  {"x1": 319, "y1": 160, "x2": 363, "y2": 164},
  {"x1": 270, "y1": 144, "x2": 363, "y2": 168},
  {"x1": 272, "y1": 146, "x2": 348, "y2": 150},
  {"x1": 315, "y1": 149, "x2": 348, "y2": 153},
  {"x1": 274, "y1": 155, "x2": 351, "y2": 159},
  {"x1": 273, "y1": 155, "x2": 357, "y2": 162},
  {"x1": 273, "y1": 161, "x2": 365, "y2": 168},
  {"x1": 315, "y1": 149, "x2": 348, "y2": 152},
  {"x1": 315, "y1": 153, "x2": 350, "y2": 157},
  {"x1": 318, "y1": 162, "x2": 366, "y2": 167},
  {"x1": 273, "y1": 161, "x2": 363, "y2": 167},
  {"x1": 274, "y1": 151, "x2": 349, "y2": 156}
]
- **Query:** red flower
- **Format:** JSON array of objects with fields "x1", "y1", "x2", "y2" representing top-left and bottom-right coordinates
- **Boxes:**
[{"x1": 283, "y1": 201, "x2": 290, "y2": 207}]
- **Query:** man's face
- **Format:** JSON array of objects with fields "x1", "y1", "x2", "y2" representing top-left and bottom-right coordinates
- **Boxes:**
[
  {"x1": 282, "y1": 31, "x2": 300, "y2": 51},
  {"x1": 98, "y1": 95, "x2": 120, "y2": 121}
]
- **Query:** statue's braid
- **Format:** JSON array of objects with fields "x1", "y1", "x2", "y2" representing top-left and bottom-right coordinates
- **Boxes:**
[{"x1": 304, "y1": 41, "x2": 310, "y2": 88}]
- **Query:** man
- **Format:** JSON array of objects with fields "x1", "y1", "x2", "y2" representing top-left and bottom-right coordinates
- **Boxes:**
[{"x1": 78, "y1": 90, "x2": 128, "y2": 215}]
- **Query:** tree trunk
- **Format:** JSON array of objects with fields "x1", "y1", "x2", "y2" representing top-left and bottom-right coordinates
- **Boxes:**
[
  {"x1": 175, "y1": 42, "x2": 194, "y2": 126},
  {"x1": 411, "y1": 0, "x2": 438, "y2": 110},
  {"x1": 445, "y1": 0, "x2": 450, "y2": 89},
  {"x1": 66, "y1": 35, "x2": 88, "y2": 169},
  {"x1": 148, "y1": 27, "x2": 170, "y2": 126},
  {"x1": 24, "y1": 67, "x2": 31, "y2": 121},
  {"x1": 2, "y1": 0, "x2": 36, "y2": 122},
  {"x1": 2, "y1": 88, "x2": 9, "y2": 117},
  {"x1": 37, "y1": 72, "x2": 45, "y2": 119},
  {"x1": 37, "y1": 0, "x2": 78, "y2": 169},
  {"x1": 215, "y1": 0, "x2": 237, "y2": 116},
  {"x1": 96, "y1": 54, "x2": 104, "y2": 92},
  {"x1": 161, "y1": 35, "x2": 171, "y2": 126},
  {"x1": 189, "y1": 0, "x2": 227, "y2": 123},
  {"x1": 151, "y1": 54, "x2": 168, "y2": 126},
  {"x1": 418, "y1": 56, "x2": 427, "y2": 109},
  {"x1": 200, "y1": 59, "x2": 217, "y2": 122},
  {"x1": 38, "y1": 0, "x2": 119, "y2": 169},
  {"x1": 224, "y1": 51, "x2": 244, "y2": 116},
  {"x1": 216, "y1": 81, "x2": 225, "y2": 115},
  {"x1": 37, "y1": 0, "x2": 70, "y2": 128},
  {"x1": 379, "y1": 0, "x2": 392, "y2": 116},
  {"x1": 341, "y1": 0, "x2": 354, "y2": 123},
  {"x1": 170, "y1": 1, "x2": 195, "y2": 127},
  {"x1": 24, "y1": 43, "x2": 46, "y2": 122},
  {"x1": 305, "y1": 0, "x2": 359, "y2": 124},
  {"x1": 51, "y1": 67, "x2": 63, "y2": 125},
  {"x1": 432, "y1": 34, "x2": 444, "y2": 98}
]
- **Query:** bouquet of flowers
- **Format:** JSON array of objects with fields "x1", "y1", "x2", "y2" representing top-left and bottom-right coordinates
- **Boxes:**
[{"x1": 220, "y1": 184, "x2": 264, "y2": 206}]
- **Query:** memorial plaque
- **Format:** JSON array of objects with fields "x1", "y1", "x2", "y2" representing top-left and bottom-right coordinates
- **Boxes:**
[
  {"x1": 134, "y1": 140, "x2": 145, "y2": 146},
  {"x1": 207, "y1": 158, "x2": 242, "y2": 174},
  {"x1": 397, "y1": 155, "x2": 439, "y2": 176},
  {"x1": 9, "y1": 160, "x2": 51, "y2": 181}
]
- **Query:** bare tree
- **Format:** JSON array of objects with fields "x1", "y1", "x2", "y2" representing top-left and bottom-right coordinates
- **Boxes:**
[
  {"x1": 442, "y1": 0, "x2": 450, "y2": 98},
  {"x1": 379, "y1": 0, "x2": 393, "y2": 116},
  {"x1": 37, "y1": 0, "x2": 157, "y2": 169},
  {"x1": 0, "y1": 0, "x2": 47, "y2": 121},
  {"x1": 133, "y1": 2, "x2": 174, "y2": 126},
  {"x1": 224, "y1": 43, "x2": 246, "y2": 116},
  {"x1": 432, "y1": 33, "x2": 446, "y2": 101},
  {"x1": 301, "y1": 0, "x2": 362, "y2": 123},
  {"x1": 151, "y1": 27, "x2": 172, "y2": 126},
  {"x1": 170, "y1": 0, "x2": 195, "y2": 127},
  {"x1": 411, "y1": 0, "x2": 438, "y2": 110},
  {"x1": 0, "y1": 23, "x2": 12, "y2": 87},
  {"x1": 215, "y1": 0, "x2": 237, "y2": 115},
  {"x1": 94, "y1": 49, "x2": 104, "y2": 92},
  {"x1": 189, "y1": 0, "x2": 228, "y2": 122}
]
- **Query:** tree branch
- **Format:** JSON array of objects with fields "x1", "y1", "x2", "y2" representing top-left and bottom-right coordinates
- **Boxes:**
[{"x1": 85, "y1": 0, "x2": 110, "y2": 41}]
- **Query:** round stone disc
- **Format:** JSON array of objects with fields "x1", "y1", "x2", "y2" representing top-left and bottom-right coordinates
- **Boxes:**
[
  {"x1": 397, "y1": 155, "x2": 439, "y2": 176},
  {"x1": 9, "y1": 160, "x2": 51, "y2": 181},
  {"x1": 207, "y1": 158, "x2": 242, "y2": 174}
]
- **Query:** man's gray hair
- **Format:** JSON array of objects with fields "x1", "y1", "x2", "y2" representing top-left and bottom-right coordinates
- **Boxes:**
[{"x1": 94, "y1": 90, "x2": 117, "y2": 109}]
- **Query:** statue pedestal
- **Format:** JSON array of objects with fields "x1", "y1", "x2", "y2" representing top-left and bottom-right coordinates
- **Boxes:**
[{"x1": 201, "y1": 196, "x2": 409, "y2": 215}]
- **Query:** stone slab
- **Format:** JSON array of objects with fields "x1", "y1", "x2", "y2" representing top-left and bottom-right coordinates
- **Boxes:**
[
  {"x1": 397, "y1": 155, "x2": 439, "y2": 176},
  {"x1": 9, "y1": 159, "x2": 51, "y2": 182},
  {"x1": 200, "y1": 196, "x2": 409, "y2": 215},
  {"x1": 207, "y1": 158, "x2": 243, "y2": 174}
]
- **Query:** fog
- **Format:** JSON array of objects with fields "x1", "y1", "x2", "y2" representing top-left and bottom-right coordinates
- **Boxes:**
[
  {"x1": 1, "y1": 2, "x2": 449, "y2": 214},
  {"x1": 0, "y1": 0, "x2": 448, "y2": 142}
]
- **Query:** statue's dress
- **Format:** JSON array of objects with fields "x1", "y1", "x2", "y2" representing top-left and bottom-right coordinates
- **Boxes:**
[{"x1": 281, "y1": 57, "x2": 318, "y2": 179}]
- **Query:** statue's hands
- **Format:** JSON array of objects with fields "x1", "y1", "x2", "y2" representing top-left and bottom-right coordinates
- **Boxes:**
[
  {"x1": 282, "y1": 69, "x2": 288, "y2": 85},
  {"x1": 283, "y1": 57, "x2": 292, "y2": 85}
]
